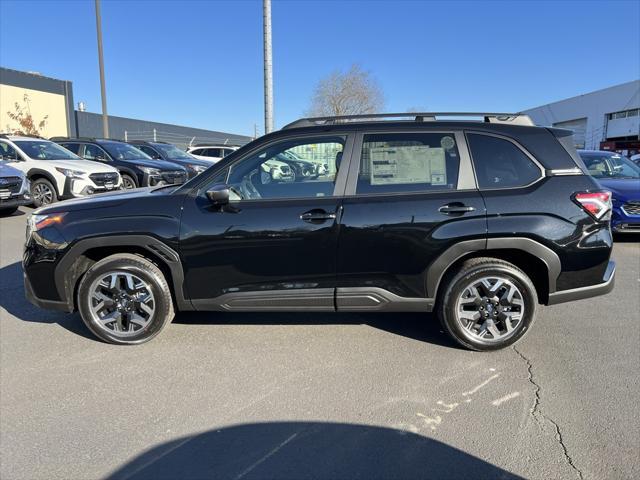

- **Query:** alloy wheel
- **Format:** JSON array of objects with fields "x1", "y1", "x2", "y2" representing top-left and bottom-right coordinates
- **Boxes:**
[
  {"x1": 87, "y1": 271, "x2": 155, "y2": 337},
  {"x1": 455, "y1": 276, "x2": 525, "y2": 342},
  {"x1": 32, "y1": 183, "x2": 54, "y2": 205},
  {"x1": 122, "y1": 177, "x2": 136, "y2": 189}
]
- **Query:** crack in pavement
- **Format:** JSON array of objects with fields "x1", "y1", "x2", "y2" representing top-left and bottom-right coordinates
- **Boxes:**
[{"x1": 512, "y1": 345, "x2": 585, "y2": 480}]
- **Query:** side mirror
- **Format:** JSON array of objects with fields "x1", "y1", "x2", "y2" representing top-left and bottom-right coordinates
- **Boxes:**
[{"x1": 206, "y1": 184, "x2": 230, "y2": 205}]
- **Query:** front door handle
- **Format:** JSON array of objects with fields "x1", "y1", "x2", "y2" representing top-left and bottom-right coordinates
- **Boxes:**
[
  {"x1": 438, "y1": 203, "x2": 476, "y2": 215},
  {"x1": 300, "y1": 209, "x2": 337, "y2": 222}
]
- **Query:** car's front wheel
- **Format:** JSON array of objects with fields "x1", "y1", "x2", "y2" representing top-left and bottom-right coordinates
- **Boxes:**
[
  {"x1": 77, "y1": 253, "x2": 174, "y2": 345},
  {"x1": 31, "y1": 178, "x2": 57, "y2": 207},
  {"x1": 438, "y1": 258, "x2": 537, "y2": 351},
  {"x1": 121, "y1": 174, "x2": 137, "y2": 189}
]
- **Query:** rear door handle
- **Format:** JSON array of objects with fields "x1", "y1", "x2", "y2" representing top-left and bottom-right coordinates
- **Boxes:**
[
  {"x1": 438, "y1": 204, "x2": 476, "y2": 215},
  {"x1": 300, "y1": 210, "x2": 337, "y2": 222}
]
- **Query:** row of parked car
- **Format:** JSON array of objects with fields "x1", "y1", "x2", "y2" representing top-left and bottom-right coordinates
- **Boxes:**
[
  {"x1": 0, "y1": 134, "x2": 240, "y2": 214},
  {"x1": 0, "y1": 133, "x2": 638, "y2": 233}
]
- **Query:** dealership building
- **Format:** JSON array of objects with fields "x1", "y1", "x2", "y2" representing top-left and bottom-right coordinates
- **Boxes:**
[
  {"x1": 0, "y1": 67, "x2": 251, "y2": 148},
  {"x1": 523, "y1": 80, "x2": 640, "y2": 154}
]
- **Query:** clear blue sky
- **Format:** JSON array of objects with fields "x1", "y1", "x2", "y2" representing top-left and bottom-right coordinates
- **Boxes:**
[{"x1": 1, "y1": 0, "x2": 638, "y2": 136}]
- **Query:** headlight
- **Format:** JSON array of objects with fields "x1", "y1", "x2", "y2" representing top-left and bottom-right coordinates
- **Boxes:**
[
  {"x1": 139, "y1": 166, "x2": 161, "y2": 175},
  {"x1": 187, "y1": 164, "x2": 208, "y2": 173},
  {"x1": 55, "y1": 167, "x2": 85, "y2": 179},
  {"x1": 30, "y1": 212, "x2": 67, "y2": 231}
]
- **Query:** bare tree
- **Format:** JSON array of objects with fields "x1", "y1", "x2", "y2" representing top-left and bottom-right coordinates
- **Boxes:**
[{"x1": 307, "y1": 64, "x2": 384, "y2": 117}]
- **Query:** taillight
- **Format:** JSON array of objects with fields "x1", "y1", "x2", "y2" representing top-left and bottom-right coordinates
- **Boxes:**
[{"x1": 574, "y1": 191, "x2": 612, "y2": 220}]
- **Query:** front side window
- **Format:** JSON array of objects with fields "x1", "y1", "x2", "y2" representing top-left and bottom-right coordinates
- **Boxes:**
[
  {"x1": 101, "y1": 142, "x2": 151, "y2": 160},
  {"x1": 467, "y1": 134, "x2": 542, "y2": 189},
  {"x1": 356, "y1": 132, "x2": 460, "y2": 194},
  {"x1": 13, "y1": 140, "x2": 79, "y2": 161},
  {"x1": 59, "y1": 143, "x2": 80, "y2": 154},
  {"x1": 83, "y1": 144, "x2": 109, "y2": 161},
  {"x1": 225, "y1": 136, "x2": 345, "y2": 200}
]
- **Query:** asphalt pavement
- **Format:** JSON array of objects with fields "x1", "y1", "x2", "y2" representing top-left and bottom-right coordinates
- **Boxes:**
[{"x1": 1, "y1": 206, "x2": 638, "y2": 480}]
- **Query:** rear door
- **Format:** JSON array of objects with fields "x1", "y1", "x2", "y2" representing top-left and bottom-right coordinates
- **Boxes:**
[{"x1": 336, "y1": 129, "x2": 486, "y2": 308}]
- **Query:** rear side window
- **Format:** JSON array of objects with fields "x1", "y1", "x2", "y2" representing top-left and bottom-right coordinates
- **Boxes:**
[
  {"x1": 467, "y1": 134, "x2": 542, "y2": 189},
  {"x1": 356, "y1": 132, "x2": 460, "y2": 194}
]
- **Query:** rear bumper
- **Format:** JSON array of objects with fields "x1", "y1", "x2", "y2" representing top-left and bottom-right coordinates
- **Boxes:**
[{"x1": 547, "y1": 260, "x2": 615, "y2": 305}]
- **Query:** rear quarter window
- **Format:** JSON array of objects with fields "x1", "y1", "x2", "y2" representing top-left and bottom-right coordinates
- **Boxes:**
[{"x1": 467, "y1": 133, "x2": 542, "y2": 189}]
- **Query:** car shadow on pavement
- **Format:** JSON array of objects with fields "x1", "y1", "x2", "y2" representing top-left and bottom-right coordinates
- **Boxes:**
[
  {"x1": 613, "y1": 233, "x2": 640, "y2": 243},
  {"x1": 106, "y1": 421, "x2": 521, "y2": 480},
  {"x1": 1, "y1": 259, "x2": 456, "y2": 348},
  {"x1": 176, "y1": 310, "x2": 458, "y2": 348},
  {"x1": 0, "y1": 261, "x2": 95, "y2": 340}
]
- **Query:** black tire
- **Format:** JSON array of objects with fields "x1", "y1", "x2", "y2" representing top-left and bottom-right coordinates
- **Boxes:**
[
  {"x1": 31, "y1": 178, "x2": 57, "y2": 207},
  {"x1": 437, "y1": 257, "x2": 537, "y2": 351},
  {"x1": 121, "y1": 174, "x2": 137, "y2": 189},
  {"x1": 77, "y1": 253, "x2": 174, "y2": 345},
  {"x1": 0, "y1": 207, "x2": 18, "y2": 216}
]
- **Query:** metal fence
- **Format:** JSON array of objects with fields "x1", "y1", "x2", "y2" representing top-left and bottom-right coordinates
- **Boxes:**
[{"x1": 123, "y1": 129, "x2": 247, "y2": 150}]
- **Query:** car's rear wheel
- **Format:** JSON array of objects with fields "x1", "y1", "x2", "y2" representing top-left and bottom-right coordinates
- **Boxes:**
[
  {"x1": 121, "y1": 174, "x2": 137, "y2": 189},
  {"x1": 77, "y1": 254, "x2": 174, "y2": 345},
  {"x1": 31, "y1": 178, "x2": 57, "y2": 207},
  {"x1": 437, "y1": 258, "x2": 537, "y2": 351}
]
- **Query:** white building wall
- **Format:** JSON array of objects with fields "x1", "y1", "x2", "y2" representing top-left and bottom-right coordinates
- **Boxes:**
[{"x1": 523, "y1": 80, "x2": 640, "y2": 149}]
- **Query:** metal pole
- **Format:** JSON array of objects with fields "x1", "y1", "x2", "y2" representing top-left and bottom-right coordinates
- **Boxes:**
[
  {"x1": 263, "y1": 0, "x2": 274, "y2": 133},
  {"x1": 94, "y1": 0, "x2": 109, "y2": 138}
]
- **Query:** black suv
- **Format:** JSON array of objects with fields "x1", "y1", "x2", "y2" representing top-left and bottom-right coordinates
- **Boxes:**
[
  {"x1": 52, "y1": 138, "x2": 188, "y2": 189},
  {"x1": 128, "y1": 140, "x2": 212, "y2": 179},
  {"x1": 26, "y1": 113, "x2": 615, "y2": 350}
]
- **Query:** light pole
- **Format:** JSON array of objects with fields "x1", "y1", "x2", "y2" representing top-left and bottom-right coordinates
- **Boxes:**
[
  {"x1": 94, "y1": 0, "x2": 109, "y2": 138},
  {"x1": 263, "y1": 0, "x2": 274, "y2": 134}
]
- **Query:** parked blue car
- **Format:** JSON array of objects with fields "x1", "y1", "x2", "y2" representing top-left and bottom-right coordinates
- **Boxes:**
[{"x1": 578, "y1": 150, "x2": 640, "y2": 234}]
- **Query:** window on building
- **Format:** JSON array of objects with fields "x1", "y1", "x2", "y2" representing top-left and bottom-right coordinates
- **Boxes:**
[{"x1": 468, "y1": 134, "x2": 542, "y2": 189}]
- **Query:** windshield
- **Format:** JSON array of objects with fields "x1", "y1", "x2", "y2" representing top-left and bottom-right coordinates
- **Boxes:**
[
  {"x1": 14, "y1": 140, "x2": 80, "y2": 160},
  {"x1": 153, "y1": 144, "x2": 192, "y2": 160},
  {"x1": 581, "y1": 152, "x2": 640, "y2": 179},
  {"x1": 102, "y1": 142, "x2": 151, "y2": 160}
]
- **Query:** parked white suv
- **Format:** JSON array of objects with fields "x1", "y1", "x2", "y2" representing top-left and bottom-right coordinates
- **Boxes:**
[
  {"x1": 187, "y1": 145, "x2": 238, "y2": 163},
  {"x1": 0, "y1": 135, "x2": 122, "y2": 207}
]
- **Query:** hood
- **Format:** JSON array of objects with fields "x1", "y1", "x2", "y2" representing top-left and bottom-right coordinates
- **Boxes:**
[
  {"x1": 596, "y1": 178, "x2": 640, "y2": 201},
  {"x1": 34, "y1": 185, "x2": 179, "y2": 215},
  {"x1": 119, "y1": 158, "x2": 187, "y2": 171},
  {"x1": 46, "y1": 159, "x2": 120, "y2": 174},
  {"x1": 0, "y1": 162, "x2": 25, "y2": 178}
]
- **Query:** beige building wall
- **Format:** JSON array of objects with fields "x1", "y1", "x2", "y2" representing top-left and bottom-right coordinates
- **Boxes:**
[{"x1": 0, "y1": 84, "x2": 68, "y2": 137}]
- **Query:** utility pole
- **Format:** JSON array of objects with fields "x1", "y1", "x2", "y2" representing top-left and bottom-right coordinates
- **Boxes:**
[
  {"x1": 263, "y1": 0, "x2": 274, "y2": 134},
  {"x1": 94, "y1": 0, "x2": 109, "y2": 138}
]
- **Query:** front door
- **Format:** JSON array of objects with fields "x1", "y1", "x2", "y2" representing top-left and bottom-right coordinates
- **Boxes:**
[
  {"x1": 336, "y1": 129, "x2": 486, "y2": 308},
  {"x1": 179, "y1": 134, "x2": 353, "y2": 311}
]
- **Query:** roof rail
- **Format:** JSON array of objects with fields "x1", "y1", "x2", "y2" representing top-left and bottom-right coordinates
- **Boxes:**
[{"x1": 282, "y1": 112, "x2": 535, "y2": 130}]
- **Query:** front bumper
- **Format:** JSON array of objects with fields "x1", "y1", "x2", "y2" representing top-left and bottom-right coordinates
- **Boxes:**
[
  {"x1": 61, "y1": 177, "x2": 122, "y2": 199},
  {"x1": 611, "y1": 205, "x2": 640, "y2": 233},
  {"x1": 24, "y1": 272, "x2": 73, "y2": 312},
  {"x1": 547, "y1": 260, "x2": 615, "y2": 305},
  {"x1": 0, "y1": 193, "x2": 31, "y2": 209}
]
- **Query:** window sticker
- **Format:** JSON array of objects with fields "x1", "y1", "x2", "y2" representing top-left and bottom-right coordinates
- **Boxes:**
[{"x1": 369, "y1": 146, "x2": 446, "y2": 185}]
